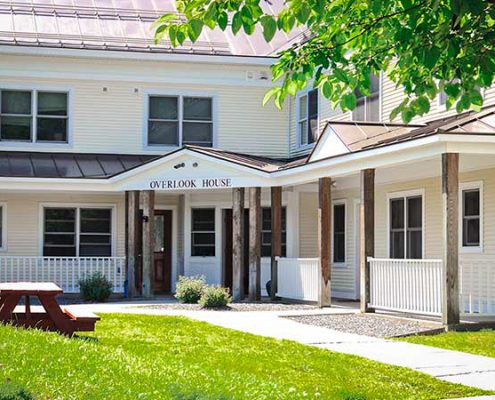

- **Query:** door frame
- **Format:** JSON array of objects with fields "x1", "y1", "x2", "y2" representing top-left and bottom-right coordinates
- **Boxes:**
[{"x1": 154, "y1": 205, "x2": 178, "y2": 291}]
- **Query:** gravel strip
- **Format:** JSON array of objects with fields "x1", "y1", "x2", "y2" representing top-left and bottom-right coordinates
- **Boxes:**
[
  {"x1": 135, "y1": 302, "x2": 318, "y2": 312},
  {"x1": 286, "y1": 313, "x2": 441, "y2": 338}
]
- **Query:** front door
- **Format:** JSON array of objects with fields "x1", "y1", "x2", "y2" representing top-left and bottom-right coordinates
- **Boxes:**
[{"x1": 152, "y1": 210, "x2": 173, "y2": 293}]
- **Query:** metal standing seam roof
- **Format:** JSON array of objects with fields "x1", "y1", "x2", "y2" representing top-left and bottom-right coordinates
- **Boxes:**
[{"x1": 0, "y1": 0, "x2": 308, "y2": 57}]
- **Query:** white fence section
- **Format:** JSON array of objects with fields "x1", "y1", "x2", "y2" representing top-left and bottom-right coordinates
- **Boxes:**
[
  {"x1": 460, "y1": 259, "x2": 495, "y2": 315},
  {"x1": 0, "y1": 257, "x2": 126, "y2": 293},
  {"x1": 276, "y1": 257, "x2": 319, "y2": 301},
  {"x1": 369, "y1": 257, "x2": 443, "y2": 315}
]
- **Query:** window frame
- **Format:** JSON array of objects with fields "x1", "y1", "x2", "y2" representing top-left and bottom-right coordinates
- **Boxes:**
[
  {"x1": 190, "y1": 207, "x2": 216, "y2": 257},
  {"x1": 260, "y1": 206, "x2": 287, "y2": 258},
  {"x1": 39, "y1": 203, "x2": 116, "y2": 257},
  {"x1": 0, "y1": 84, "x2": 73, "y2": 148},
  {"x1": 144, "y1": 90, "x2": 217, "y2": 150},
  {"x1": 351, "y1": 72, "x2": 382, "y2": 122},
  {"x1": 296, "y1": 88, "x2": 319, "y2": 150},
  {"x1": 459, "y1": 181, "x2": 483, "y2": 253},
  {"x1": 0, "y1": 202, "x2": 7, "y2": 252},
  {"x1": 387, "y1": 189, "x2": 425, "y2": 259},
  {"x1": 332, "y1": 200, "x2": 347, "y2": 266}
]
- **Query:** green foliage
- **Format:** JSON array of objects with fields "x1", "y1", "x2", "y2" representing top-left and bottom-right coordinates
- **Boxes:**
[
  {"x1": 0, "y1": 314, "x2": 487, "y2": 399},
  {"x1": 198, "y1": 286, "x2": 232, "y2": 308},
  {"x1": 78, "y1": 272, "x2": 113, "y2": 302},
  {"x1": 174, "y1": 275, "x2": 206, "y2": 303},
  {"x1": 0, "y1": 382, "x2": 34, "y2": 400},
  {"x1": 153, "y1": 0, "x2": 495, "y2": 122}
]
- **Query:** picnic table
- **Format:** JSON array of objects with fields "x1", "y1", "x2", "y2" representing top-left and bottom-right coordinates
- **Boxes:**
[{"x1": 0, "y1": 282, "x2": 100, "y2": 336}]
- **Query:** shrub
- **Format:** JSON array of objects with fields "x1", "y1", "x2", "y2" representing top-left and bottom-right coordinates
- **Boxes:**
[
  {"x1": 199, "y1": 286, "x2": 231, "y2": 308},
  {"x1": 79, "y1": 272, "x2": 113, "y2": 302},
  {"x1": 175, "y1": 276, "x2": 206, "y2": 304},
  {"x1": 0, "y1": 382, "x2": 34, "y2": 400}
]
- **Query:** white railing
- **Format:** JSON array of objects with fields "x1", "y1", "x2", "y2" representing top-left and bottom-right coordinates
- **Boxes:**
[
  {"x1": 369, "y1": 257, "x2": 443, "y2": 315},
  {"x1": 460, "y1": 259, "x2": 495, "y2": 315},
  {"x1": 277, "y1": 257, "x2": 319, "y2": 301},
  {"x1": 0, "y1": 257, "x2": 126, "y2": 293}
]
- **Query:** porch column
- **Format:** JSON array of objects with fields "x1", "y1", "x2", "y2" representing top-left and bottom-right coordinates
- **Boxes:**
[
  {"x1": 270, "y1": 186, "x2": 282, "y2": 300},
  {"x1": 318, "y1": 178, "x2": 331, "y2": 307},
  {"x1": 248, "y1": 187, "x2": 261, "y2": 301},
  {"x1": 442, "y1": 153, "x2": 460, "y2": 327},
  {"x1": 360, "y1": 169, "x2": 375, "y2": 313},
  {"x1": 141, "y1": 190, "x2": 155, "y2": 298},
  {"x1": 232, "y1": 187, "x2": 245, "y2": 301},
  {"x1": 125, "y1": 190, "x2": 140, "y2": 298}
]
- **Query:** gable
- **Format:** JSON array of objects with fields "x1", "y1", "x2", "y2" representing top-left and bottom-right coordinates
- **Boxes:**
[{"x1": 309, "y1": 127, "x2": 350, "y2": 162}]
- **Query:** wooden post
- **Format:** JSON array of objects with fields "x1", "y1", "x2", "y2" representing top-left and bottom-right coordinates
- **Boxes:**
[
  {"x1": 318, "y1": 178, "x2": 331, "y2": 307},
  {"x1": 232, "y1": 187, "x2": 245, "y2": 301},
  {"x1": 141, "y1": 190, "x2": 155, "y2": 298},
  {"x1": 125, "y1": 191, "x2": 140, "y2": 298},
  {"x1": 442, "y1": 153, "x2": 460, "y2": 328},
  {"x1": 360, "y1": 169, "x2": 375, "y2": 313},
  {"x1": 271, "y1": 186, "x2": 282, "y2": 300},
  {"x1": 248, "y1": 187, "x2": 261, "y2": 301}
]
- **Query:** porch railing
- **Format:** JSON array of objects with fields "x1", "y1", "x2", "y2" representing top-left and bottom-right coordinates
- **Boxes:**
[
  {"x1": 0, "y1": 257, "x2": 126, "y2": 293},
  {"x1": 460, "y1": 259, "x2": 495, "y2": 315},
  {"x1": 369, "y1": 257, "x2": 443, "y2": 315},
  {"x1": 276, "y1": 257, "x2": 319, "y2": 301}
]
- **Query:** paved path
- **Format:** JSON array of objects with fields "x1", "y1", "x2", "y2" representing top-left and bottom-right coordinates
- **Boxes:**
[{"x1": 71, "y1": 300, "x2": 495, "y2": 392}]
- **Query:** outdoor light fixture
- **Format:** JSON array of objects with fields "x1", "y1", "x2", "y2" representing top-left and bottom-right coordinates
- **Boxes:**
[
  {"x1": 142, "y1": 215, "x2": 149, "y2": 223},
  {"x1": 192, "y1": 162, "x2": 198, "y2": 168},
  {"x1": 174, "y1": 162, "x2": 185, "y2": 169}
]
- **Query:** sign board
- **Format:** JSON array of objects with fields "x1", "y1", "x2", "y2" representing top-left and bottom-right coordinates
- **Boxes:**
[{"x1": 148, "y1": 177, "x2": 233, "y2": 190}]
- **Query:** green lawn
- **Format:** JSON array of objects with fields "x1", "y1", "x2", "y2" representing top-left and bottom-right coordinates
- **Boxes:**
[
  {"x1": 0, "y1": 314, "x2": 489, "y2": 400},
  {"x1": 399, "y1": 329, "x2": 495, "y2": 358}
]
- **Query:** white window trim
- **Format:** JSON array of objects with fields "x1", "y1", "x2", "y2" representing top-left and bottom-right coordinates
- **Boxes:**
[
  {"x1": 459, "y1": 181, "x2": 483, "y2": 254},
  {"x1": 143, "y1": 89, "x2": 218, "y2": 151},
  {"x1": 190, "y1": 206, "x2": 217, "y2": 258},
  {"x1": 38, "y1": 203, "x2": 117, "y2": 257},
  {"x1": 296, "y1": 87, "x2": 319, "y2": 150},
  {"x1": 0, "y1": 83, "x2": 74, "y2": 148},
  {"x1": 386, "y1": 189, "x2": 425, "y2": 259},
  {"x1": 351, "y1": 71, "x2": 382, "y2": 122},
  {"x1": 0, "y1": 202, "x2": 7, "y2": 252},
  {"x1": 332, "y1": 199, "x2": 347, "y2": 267}
]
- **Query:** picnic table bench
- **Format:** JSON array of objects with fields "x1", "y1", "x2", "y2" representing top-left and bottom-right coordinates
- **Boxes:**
[{"x1": 0, "y1": 282, "x2": 100, "y2": 336}]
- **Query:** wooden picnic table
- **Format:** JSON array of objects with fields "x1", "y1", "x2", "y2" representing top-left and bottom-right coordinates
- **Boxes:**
[{"x1": 0, "y1": 282, "x2": 99, "y2": 336}]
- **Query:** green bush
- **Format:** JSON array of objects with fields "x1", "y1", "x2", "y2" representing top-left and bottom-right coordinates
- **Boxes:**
[
  {"x1": 0, "y1": 382, "x2": 34, "y2": 400},
  {"x1": 79, "y1": 272, "x2": 113, "y2": 302},
  {"x1": 199, "y1": 286, "x2": 231, "y2": 308},
  {"x1": 175, "y1": 276, "x2": 206, "y2": 304}
]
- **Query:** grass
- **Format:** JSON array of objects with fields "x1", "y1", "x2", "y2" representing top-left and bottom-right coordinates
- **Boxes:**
[
  {"x1": 399, "y1": 329, "x2": 495, "y2": 358},
  {"x1": 0, "y1": 314, "x2": 490, "y2": 400}
]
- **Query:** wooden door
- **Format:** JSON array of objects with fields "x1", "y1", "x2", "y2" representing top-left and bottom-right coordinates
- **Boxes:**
[{"x1": 152, "y1": 210, "x2": 173, "y2": 293}]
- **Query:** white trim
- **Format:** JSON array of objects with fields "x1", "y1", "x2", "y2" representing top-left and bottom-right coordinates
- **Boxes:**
[
  {"x1": 38, "y1": 202, "x2": 117, "y2": 257},
  {"x1": 386, "y1": 189, "x2": 425, "y2": 259},
  {"x1": 331, "y1": 198, "x2": 347, "y2": 268},
  {"x1": 142, "y1": 89, "x2": 218, "y2": 151},
  {"x1": 295, "y1": 87, "x2": 320, "y2": 150},
  {"x1": 0, "y1": 202, "x2": 7, "y2": 252},
  {"x1": 459, "y1": 180, "x2": 483, "y2": 254}
]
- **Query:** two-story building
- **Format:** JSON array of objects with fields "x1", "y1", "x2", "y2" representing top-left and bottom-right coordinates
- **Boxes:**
[{"x1": 1, "y1": 0, "x2": 495, "y2": 326}]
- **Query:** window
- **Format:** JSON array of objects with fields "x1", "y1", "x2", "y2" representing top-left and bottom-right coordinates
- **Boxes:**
[
  {"x1": 0, "y1": 204, "x2": 5, "y2": 250},
  {"x1": 261, "y1": 207, "x2": 287, "y2": 257},
  {"x1": 298, "y1": 89, "x2": 318, "y2": 147},
  {"x1": 462, "y1": 186, "x2": 481, "y2": 248},
  {"x1": 148, "y1": 95, "x2": 213, "y2": 147},
  {"x1": 389, "y1": 194, "x2": 422, "y2": 259},
  {"x1": 0, "y1": 90, "x2": 68, "y2": 143},
  {"x1": 352, "y1": 73, "x2": 380, "y2": 121},
  {"x1": 333, "y1": 203, "x2": 345, "y2": 263},
  {"x1": 43, "y1": 207, "x2": 112, "y2": 257},
  {"x1": 191, "y1": 208, "x2": 215, "y2": 256}
]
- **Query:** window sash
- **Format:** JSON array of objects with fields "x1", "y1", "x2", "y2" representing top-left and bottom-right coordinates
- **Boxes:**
[
  {"x1": 389, "y1": 195, "x2": 422, "y2": 259},
  {"x1": 191, "y1": 208, "x2": 215, "y2": 256},
  {"x1": 298, "y1": 90, "x2": 318, "y2": 146},
  {"x1": 333, "y1": 204, "x2": 345, "y2": 263},
  {"x1": 260, "y1": 207, "x2": 287, "y2": 257},
  {"x1": 462, "y1": 189, "x2": 481, "y2": 247},
  {"x1": 352, "y1": 74, "x2": 380, "y2": 121}
]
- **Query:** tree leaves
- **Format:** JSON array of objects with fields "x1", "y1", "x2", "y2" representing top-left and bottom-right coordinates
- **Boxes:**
[{"x1": 260, "y1": 16, "x2": 276, "y2": 42}]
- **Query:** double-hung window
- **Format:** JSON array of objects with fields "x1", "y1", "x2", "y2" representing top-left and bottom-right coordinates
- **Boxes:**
[
  {"x1": 352, "y1": 73, "x2": 380, "y2": 121},
  {"x1": 461, "y1": 183, "x2": 482, "y2": 249},
  {"x1": 389, "y1": 194, "x2": 423, "y2": 259},
  {"x1": 0, "y1": 204, "x2": 5, "y2": 251},
  {"x1": 148, "y1": 95, "x2": 213, "y2": 147},
  {"x1": 261, "y1": 207, "x2": 287, "y2": 257},
  {"x1": 333, "y1": 203, "x2": 346, "y2": 263},
  {"x1": 43, "y1": 207, "x2": 112, "y2": 257},
  {"x1": 298, "y1": 89, "x2": 318, "y2": 147},
  {"x1": 0, "y1": 89, "x2": 69, "y2": 143},
  {"x1": 191, "y1": 208, "x2": 215, "y2": 256}
]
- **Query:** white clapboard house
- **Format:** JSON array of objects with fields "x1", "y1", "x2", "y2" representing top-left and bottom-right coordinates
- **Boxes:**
[{"x1": 1, "y1": 1, "x2": 495, "y2": 327}]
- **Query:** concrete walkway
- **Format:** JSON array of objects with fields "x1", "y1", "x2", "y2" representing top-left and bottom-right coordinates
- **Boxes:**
[{"x1": 71, "y1": 300, "x2": 495, "y2": 392}]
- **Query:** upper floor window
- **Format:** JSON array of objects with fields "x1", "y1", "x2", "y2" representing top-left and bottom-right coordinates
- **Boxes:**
[
  {"x1": 297, "y1": 89, "x2": 318, "y2": 147},
  {"x1": 0, "y1": 90, "x2": 68, "y2": 143},
  {"x1": 461, "y1": 183, "x2": 482, "y2": 251},
  {"x1": 148, "y1": 95, "x2": 213, "y2": 148},
  {"x1": 352, "y1": 73, "x2": 380, "y2": 121},
  {"x1": 389, "y1": 193, "x2": 423, "y2": 259}
]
